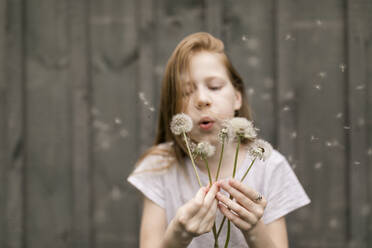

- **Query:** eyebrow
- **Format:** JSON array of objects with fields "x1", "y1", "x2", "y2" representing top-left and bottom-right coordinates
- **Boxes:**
[{"x1": 204, "y1": 76, "x2": 225, "y2": 83}]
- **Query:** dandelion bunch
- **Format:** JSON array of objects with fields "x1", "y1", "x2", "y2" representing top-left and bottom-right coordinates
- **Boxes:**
[{"x1": 170, "y1": 113, "x2": 202, "y2": 187}]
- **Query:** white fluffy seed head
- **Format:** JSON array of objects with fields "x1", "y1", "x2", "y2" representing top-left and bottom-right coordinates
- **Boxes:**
[
  {"x1": 170, "y1": 113, "x2": 193, "y2": 135},
  {"x1": 228, "y1": 117, "x2": 257, "y2": 140},
  {"x1": 247, "y1": 139, "x2": 273, "y2": 161},
  {"x1": 194, "y1": 142, "x2": 216, "y2": 158}
]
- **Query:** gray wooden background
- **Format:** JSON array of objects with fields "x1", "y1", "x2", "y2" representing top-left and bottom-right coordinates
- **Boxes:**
[{"x1": 0, "y1": 0, "x2": 371, "y2": 247}]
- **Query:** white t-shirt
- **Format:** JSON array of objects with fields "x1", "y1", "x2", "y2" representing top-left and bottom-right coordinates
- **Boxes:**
[{"x1": 127, "y1": 143, "x2": 310, "y2": 247}]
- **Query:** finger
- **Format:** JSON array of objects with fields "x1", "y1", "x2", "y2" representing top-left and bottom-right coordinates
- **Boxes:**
[
  {"x1": 204, "y1": 183, "x2": 219, "y2": 206},
  {"x1": 218, "y1": 203, "x2": 252, "y2": 232},
  {"x1": 229, "y1": 179, "x2": 266, "y2": 206},
  {"x1": 198, "y1": 199, "x2": 218, "y2": 232},
  {"x1": 182, "y1": 187, "x2": 207, "y2": 220},
  {"x1": 218, "y1": 181, "x2": 261, "y2": 216},
  {"x1": 216, "y1": 192, "x2": 257, "y2": 224},
  {"x1": 190, "y1": 184, "x2": 218, "y2": 222}
]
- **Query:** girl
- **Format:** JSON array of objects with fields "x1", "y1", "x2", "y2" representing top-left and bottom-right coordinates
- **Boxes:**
[{"x1": 127, "y1": 32, "x2": 310, "y2": 247}]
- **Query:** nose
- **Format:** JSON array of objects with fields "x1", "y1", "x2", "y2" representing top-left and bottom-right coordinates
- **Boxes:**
[{"x1": 194, "y1": 87, "x2": 211, "y2": 109}]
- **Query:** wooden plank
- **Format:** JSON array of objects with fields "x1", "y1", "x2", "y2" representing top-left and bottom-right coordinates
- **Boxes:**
[
  {"x1": 25, "y1": 0, "x2": 72, "y2": 247},
  {"x1": 347, "y1": 1, "x2": 372, "y2": 247},
  {"x1": 0, "y1": 0, "x2": 7, "y2": 246},
  {"x1": 4, "y1": 0, "x2": 25, "y2": 247},
  {"x1": 224, "y1": 0, "x2": 276, "y2": 144},
  {"x1": 90, "y1": 0, "x2": 140, "y2": 247},
  {"x1": 69, "y1": 0, "x2": 92, "y2": 247},
  {"x1": 205, "y1": 0, "x2": 222, "y2": 38},
  {"x1": 154, "y1": 0, "x2": 205, "y2": 105},
  {"x1": 277, "y1": 1, "x2": 347, "y2": 247}
]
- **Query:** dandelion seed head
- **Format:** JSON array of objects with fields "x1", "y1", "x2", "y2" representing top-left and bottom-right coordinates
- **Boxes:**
[
  {"x1": 170, "y1": 113, "x2": 193, "y2": 135},
  {"x1": 247, "y1": 139, "x2": 273, "y2": 161},
  {"x1": 194, "y1": 142, "x2": 216, "y2": 158},
  {"x1": 228, "y1": 117, "x2": 257, "y2": 140}
]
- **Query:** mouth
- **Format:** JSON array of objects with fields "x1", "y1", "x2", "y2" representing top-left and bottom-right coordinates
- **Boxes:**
[{"x1": 198, "y1": 117, "x2": 215, "y2": 131}]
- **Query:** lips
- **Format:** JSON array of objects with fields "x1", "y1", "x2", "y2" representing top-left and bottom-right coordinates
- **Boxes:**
[{"x1": 198, "y1": 117, "x2": 214, "y2": 131}]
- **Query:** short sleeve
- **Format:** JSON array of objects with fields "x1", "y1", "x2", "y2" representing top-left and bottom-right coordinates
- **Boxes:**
[
  {"x1": 127, "y1": 154, "x2": 172, "y2": 209},
  {"x1": 261, "y1": 150, "x2": 311, "y2": 224}
]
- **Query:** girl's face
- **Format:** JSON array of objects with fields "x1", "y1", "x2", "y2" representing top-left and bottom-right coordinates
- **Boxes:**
[{"x1": 182, "y1": 51, "x2": 242, "y2": 144}]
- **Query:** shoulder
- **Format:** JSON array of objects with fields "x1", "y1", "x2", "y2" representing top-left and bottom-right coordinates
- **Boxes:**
[{"x1": 132, "y1": 142, "x2": 177, "y2": 174}]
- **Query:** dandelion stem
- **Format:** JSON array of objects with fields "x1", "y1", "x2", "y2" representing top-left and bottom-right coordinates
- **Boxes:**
[
  {"x1": 215, "y1": 138, "x2": 225, "y2": 181},
  {"x1": 183, "y1": 132, "x2": 202, "y2": 187},
  {"x1": 240, "y1": 157, "x2": 256, "y2": 182},
  {"x1": 202, "y1": 156, "x2": 213, "y2": 185},
  {"x1": 224, "y1": 220, "x2": 231, "y2": 248},
  {"x1": 232, "y1": 136, "x2": 241, "y2": 178}
]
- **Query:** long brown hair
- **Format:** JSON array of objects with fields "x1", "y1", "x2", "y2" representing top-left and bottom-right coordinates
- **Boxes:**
[{"x1": 139, "y1": 32, "x2": 252, "y2": 167}]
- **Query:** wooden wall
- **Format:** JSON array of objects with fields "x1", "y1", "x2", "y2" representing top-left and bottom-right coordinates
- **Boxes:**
[{"x1": 0, "y1": 0, "x2": 371, "y2": 247}]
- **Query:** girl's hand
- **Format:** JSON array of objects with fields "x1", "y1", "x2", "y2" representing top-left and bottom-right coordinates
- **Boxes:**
[
  {"x1": 216, "y1": 179, "x2": 267, "y2": 234},
  {"x1": 173, "y1": 183, "x2": 219, "y2": 242}
]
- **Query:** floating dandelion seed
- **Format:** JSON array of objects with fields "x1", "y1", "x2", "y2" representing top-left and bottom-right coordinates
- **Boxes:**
[
  {"x1": 356, "y1": 84, "x2": 365, "y2": 90},
  {"x1": 367, "y1": 148, "x2": 372, "y2": 156},
  {"x1": 344, "y1": 126, "x2": 351, "y2": 130},
  {"x1": 329, "y1": 218, "x2": 339, "y2": 229},
  {"x1": 339, "y1": 64, "x2": 346, "y2": 72},
  {"x1": 336, "y1": 112, "x2": 343, "y2": 118},
  {"x1": 285, "y1": 34, "x2": 294, "y2": 41},
  {"x1": 242, "y1": 35, "x2": 247, "y2": 41},
  {"x1": 310, "y1": 135, "x2": 319, "y2": 141},
  {"x1": 316, "y1": 20, "x2": 323, "y2": 26},
  {"x1": 314, "y1": 84, "x2": 322, "y2": 90},
  {"x1": 314, "y1": 162, "x2": 323, "y2": 170},
  {"x1": 138, "y1": 92, "x2": 155, "y2": 112},
  {"x1": 114, "y1": 117, "x2": 122, "y2": 125},
  {"x1": 290, "y1": 131, "x2": 297, "y2": 139},
  {"x1": 283, "y1": 105, "x2": 290, "y2": 111},
  {"x1": 247, "y1": 88, "x2": 255, "y2": 96},
  {"x1": 354, "y1": 161, "x2": 361, "y2": 165},
  {"x1": 318, "y1": 71, "x2": 327, "y2": 78}
]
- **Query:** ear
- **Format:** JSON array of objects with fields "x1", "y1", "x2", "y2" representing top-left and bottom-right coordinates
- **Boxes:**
[{"x1": 233, "y1": 90, "x2": 242, "y2": 111}]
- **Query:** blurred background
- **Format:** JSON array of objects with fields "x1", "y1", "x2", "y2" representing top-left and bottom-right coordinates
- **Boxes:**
[{"x1": 0, "y1": 0, "x2": 371, "y2": 247}]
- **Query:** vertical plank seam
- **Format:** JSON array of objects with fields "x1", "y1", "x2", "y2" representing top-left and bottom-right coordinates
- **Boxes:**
[
  {"x1": 272, "y1": 0, "x2": 279, "y2": 148},
  {"x1": 20, "y1": 0, "x2": 27, "y2": 247},
  {"x1": 344, "y1": 0, "x2": 352, "y2": 244}
]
